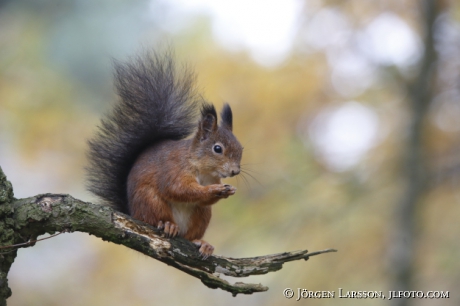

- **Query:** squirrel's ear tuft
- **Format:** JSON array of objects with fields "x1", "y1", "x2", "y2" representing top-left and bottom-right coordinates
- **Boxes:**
[
  {"x1": 198, "y1": 103, "x2": 218, "y2": 141},
  {"x1": 201, "y1": 103, "x2": 217, "y2": 119},
  {"x1": 220, "y1": 103, "x2": 233, "y2": 131}
]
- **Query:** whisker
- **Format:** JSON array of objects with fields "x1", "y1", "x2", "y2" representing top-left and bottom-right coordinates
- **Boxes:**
[
  {"x1": 240, "y1": 172, "x2": 251, "y2": 189},
  {"x1": 236, "y1": 173, "x2": 250, "y2": 190},
  {"x1": 240, "y1": 162, "x2": 264, "y2": 166},
  {"x1": 240, "y1": 167, "x2": 264, "y2": 176},
  {"x1": 240, "y1": 169, "x2": 262, "y2": 186}
]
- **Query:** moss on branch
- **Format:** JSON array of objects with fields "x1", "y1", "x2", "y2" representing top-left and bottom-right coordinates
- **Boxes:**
[{"x1": 0, "y1": 166, "x2": 336, "y2": 301}]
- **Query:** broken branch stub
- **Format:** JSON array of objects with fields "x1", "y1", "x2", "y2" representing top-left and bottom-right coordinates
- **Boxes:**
[{"x1": 10, "y1": 193, "x2": 336, "y2": 296}]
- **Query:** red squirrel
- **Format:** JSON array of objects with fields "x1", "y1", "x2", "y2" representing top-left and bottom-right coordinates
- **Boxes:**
[{"x1": 86, "y1": 51, "x2": 243, "y2": 258}]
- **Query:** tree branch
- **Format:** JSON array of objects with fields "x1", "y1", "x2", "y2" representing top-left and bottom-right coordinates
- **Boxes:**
[{"x1": 0, "y1": 166, "x2": 336, "y2": 300}]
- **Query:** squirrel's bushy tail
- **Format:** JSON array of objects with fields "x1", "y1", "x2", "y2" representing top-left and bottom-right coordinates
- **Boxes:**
[{"x1": 87, "y1": 51, "x2": 201, "y2": 213}]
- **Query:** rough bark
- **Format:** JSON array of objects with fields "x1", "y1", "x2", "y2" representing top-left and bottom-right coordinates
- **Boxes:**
[
  {"x1": 0, "y1": 166, "x2": 335, "y2": 303},
  {"x1": 0, "y1": 167, "x2": 15, "y2": 306}
]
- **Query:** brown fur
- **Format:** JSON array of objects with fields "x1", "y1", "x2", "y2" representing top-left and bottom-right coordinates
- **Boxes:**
[
  {"x1": 128, "y1": 134, "x2": 241, "y2": 242},
  {"x1": 126, "y1": 104, "x2": 243, "y2": 257}
]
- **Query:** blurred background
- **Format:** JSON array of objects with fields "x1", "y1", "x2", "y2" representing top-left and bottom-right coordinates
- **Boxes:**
[{"x1": 1, "y1": 0, "x2": 459, "y2": 305}]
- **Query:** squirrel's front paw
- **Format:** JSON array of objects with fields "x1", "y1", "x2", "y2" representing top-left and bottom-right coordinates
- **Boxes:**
[
  {"x1": 157, "y1": 220, "x2": 180, "y2": 238},
  {"x1": 210, "y1": 184, "x2": 236, "y2": 198}
]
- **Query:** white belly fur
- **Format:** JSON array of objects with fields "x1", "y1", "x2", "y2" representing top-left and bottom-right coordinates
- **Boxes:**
[
  {"x1": 197, "y1": 172, "x2": 221, "y2": 186},
  {"x1": 171, "y1": 202, "x2": 196, "y2": 236}
]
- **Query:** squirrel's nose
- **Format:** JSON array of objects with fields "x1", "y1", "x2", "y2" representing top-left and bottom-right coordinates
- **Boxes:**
[{"x1": 230, "y1": 169, "x2": 240, "y2": 177}]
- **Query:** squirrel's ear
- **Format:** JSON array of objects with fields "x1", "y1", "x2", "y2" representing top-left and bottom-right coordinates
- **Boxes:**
[
  {"x1": 198, "y1": 103, "x2": 218, "y2": 141},
  {"x1": 220, "y1": 103, "x2": 233, "y2": 131}
]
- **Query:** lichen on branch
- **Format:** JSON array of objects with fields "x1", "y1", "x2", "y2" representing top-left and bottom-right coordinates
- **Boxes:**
[{"x1": 0, "y1": 166, "x2": 336, "y2": 299}]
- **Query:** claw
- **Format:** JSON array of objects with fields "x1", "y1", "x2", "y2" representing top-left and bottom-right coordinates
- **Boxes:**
[
  {"x1": 164, "y1": 221, "x2": 171, "y2": 237},
  {"x1": 157, "y1": 220, "x2": 179, "y2": 238},
  {"x1": 192, "y1": 239, "x2": 214, "y2": 259}
]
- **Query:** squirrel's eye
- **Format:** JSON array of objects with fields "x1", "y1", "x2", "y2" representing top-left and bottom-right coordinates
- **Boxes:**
[{"x1": 213, "y1": 145, "x2": 223, "y2": 154}]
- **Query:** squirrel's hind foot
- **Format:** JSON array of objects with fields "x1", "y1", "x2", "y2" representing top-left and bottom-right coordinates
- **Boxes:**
[{"x1": 192, "y1": 239, "x2": 214, "y2": 259}]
